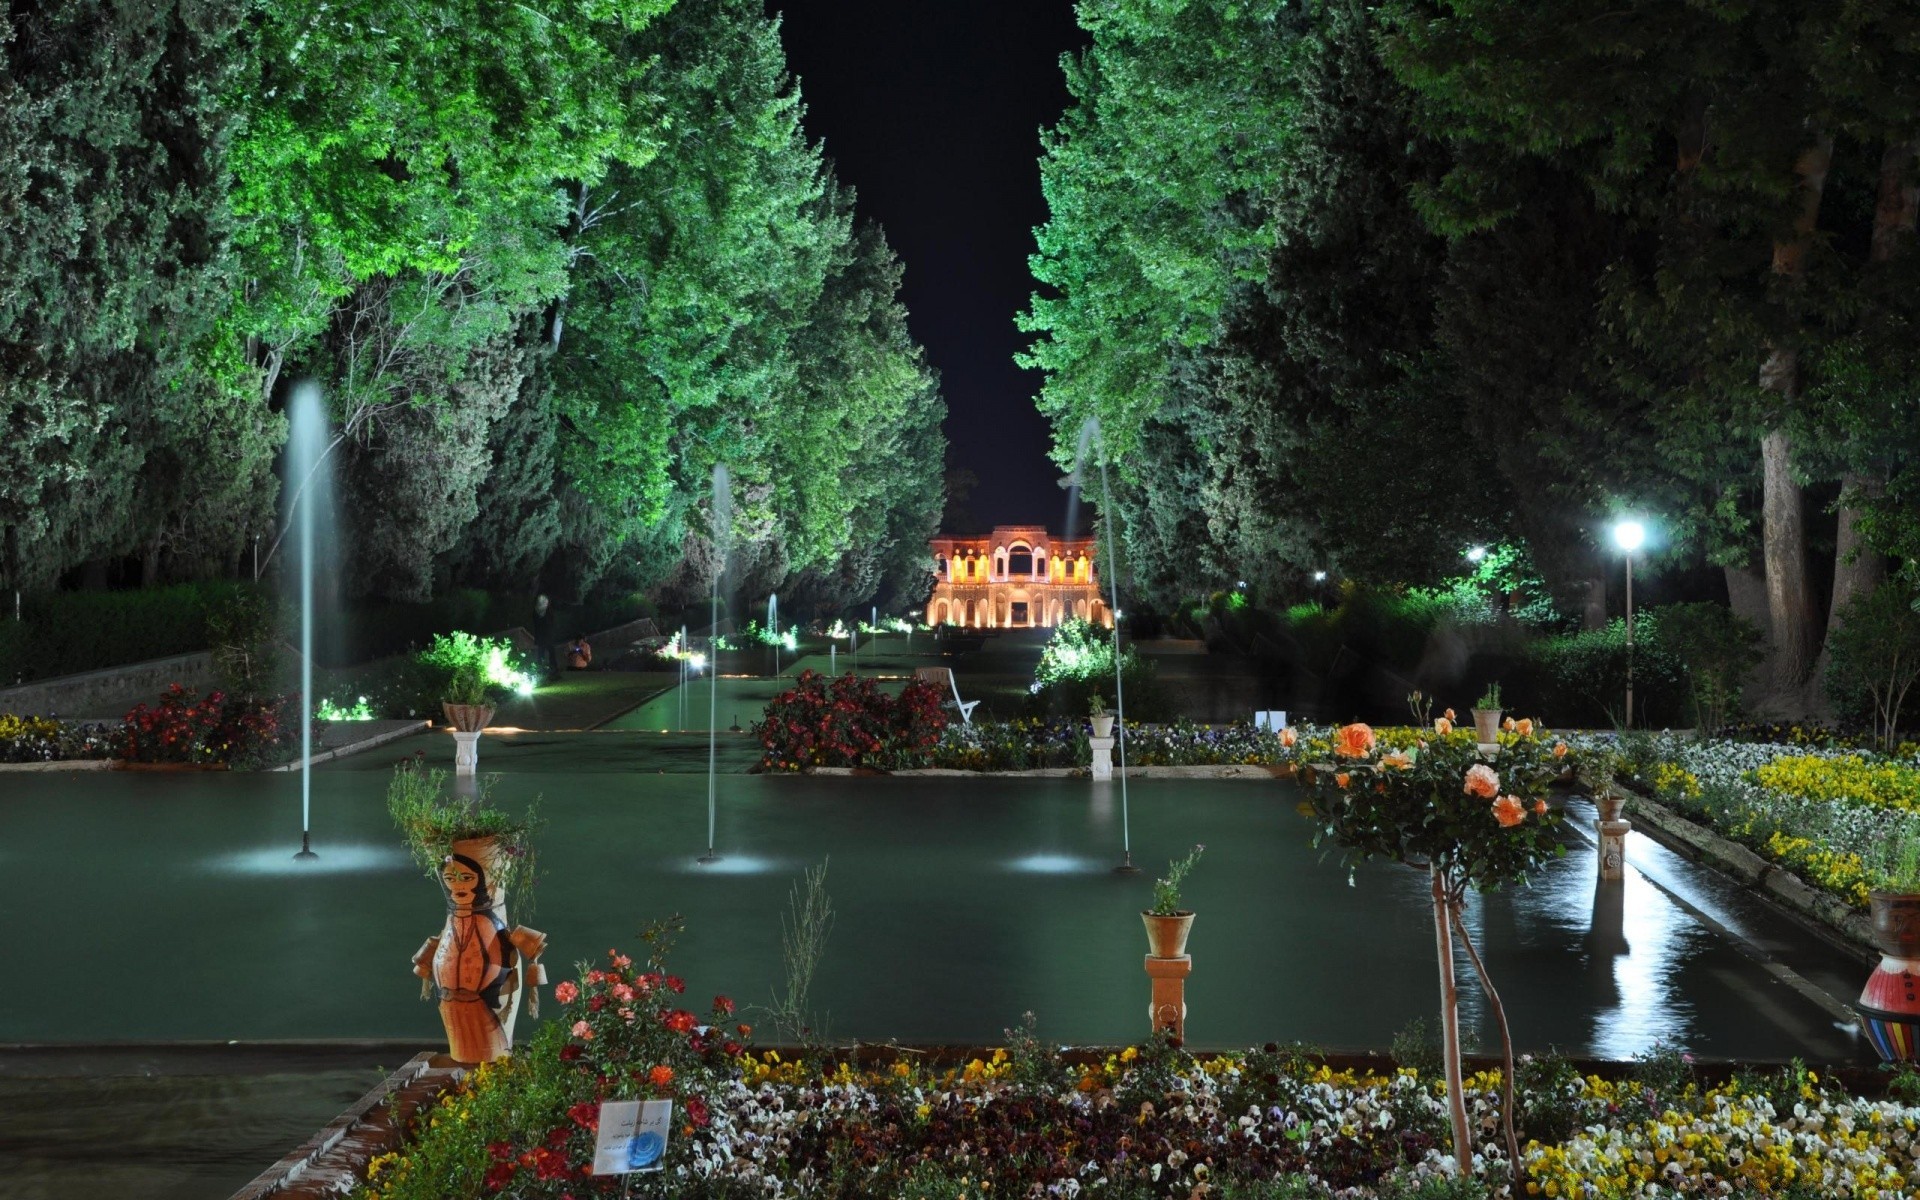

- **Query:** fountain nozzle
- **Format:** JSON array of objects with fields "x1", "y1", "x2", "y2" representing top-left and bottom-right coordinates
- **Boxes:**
[{"x1": 293, "y1": 831, "x2": 319, "y2": 861}]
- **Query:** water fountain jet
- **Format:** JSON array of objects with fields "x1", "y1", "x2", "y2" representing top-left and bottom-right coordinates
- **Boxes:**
[
  {"x1": 699, "y1": 464, "x2": 732, "y2": 865},
  {"x1": 285, "y1": 383, "x2": 335, "y2": 862}
]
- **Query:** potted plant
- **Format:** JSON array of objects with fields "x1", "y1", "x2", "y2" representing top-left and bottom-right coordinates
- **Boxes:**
[
  {"x1": 1860, "y1": 828, "x2": 1920, "y2": 1060},
  {"x1": 1471, "y1": 682, "x2": 1504, "y2": 745},
  {"x1": 1142, "y1": 844, "x2": 1204, "y2": 957},
  {"x1": 442, "y1": 662, "x2": 494, "y2": 732},
  {"x1": 1089, "y1": 693, "x2": 1114, "y2": 740},
  {"x1": 390, "y1": 761, "x2": 547, "y2": 1064}
]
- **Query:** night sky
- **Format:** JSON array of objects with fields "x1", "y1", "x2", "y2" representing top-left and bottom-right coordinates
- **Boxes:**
[{"x1": 771, "y1": 0, "x2": 1088, "y2": 533}]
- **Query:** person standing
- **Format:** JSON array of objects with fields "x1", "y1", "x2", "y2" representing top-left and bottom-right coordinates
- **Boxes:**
[{"x1": 532, "y1": 594, "x2": 560, "y2": 676}]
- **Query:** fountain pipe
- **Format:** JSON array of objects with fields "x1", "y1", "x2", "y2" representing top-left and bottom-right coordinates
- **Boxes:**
[{"x1": 1095, "y1": 425, "x2": 1136, "y2": 874}]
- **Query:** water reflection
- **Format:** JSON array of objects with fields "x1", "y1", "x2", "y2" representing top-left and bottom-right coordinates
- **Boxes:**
[
  {"x1": 1007, "y1": 853, "x2": 1105, "y2": 875},
  {"x1": 208, "y1": 845, "x2": 409, "y2": 877},
  {"x1": 675, "y1": 854, "x2": 782, "y2": 875}
]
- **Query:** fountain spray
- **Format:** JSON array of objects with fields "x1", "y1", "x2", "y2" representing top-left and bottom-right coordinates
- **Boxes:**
[
  {"x1": 287, "y1": 384, "x2": 331, "y2": 861},
  {"x1": 1086, "y1": 418, "x2": 1137, "y2": 875},
  {"x1": 700, "y1": 464, "x2": 731, "y2": 865}
]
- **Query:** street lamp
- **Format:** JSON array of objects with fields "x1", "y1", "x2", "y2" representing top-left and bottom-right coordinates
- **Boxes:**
[{"x1": 1611, "y1": 520, "x2": 1646, "y2": 728}]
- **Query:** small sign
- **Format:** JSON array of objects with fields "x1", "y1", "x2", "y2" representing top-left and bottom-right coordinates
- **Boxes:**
[{"x1": 591, "y1": 1099, "x2": 673, "y2": 1175}]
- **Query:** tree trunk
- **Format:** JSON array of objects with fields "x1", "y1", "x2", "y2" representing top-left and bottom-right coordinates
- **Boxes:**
[
  {"x1": 1871, "y1": 139, "x2": 1919, "y2": 265},
  {"x1": 1582, "y1": 572, "x2": 1607, "y2": 631},
  {"x1": 1756, "y1": 136, "x2": 1832, "y2": 694},
  {"x1": 1830, "y1": 472, "x2": 1887, "y2": 638},
  {"x1": 1431, "y1": 868, "x2": 1471, "y2": 1174},
  {"x1": 1760, "y1": 430, "x2": 1817, "y2": 688},
  {"x1": 1452, "y1": 905, "x2": 1521, "y2": 1172}
]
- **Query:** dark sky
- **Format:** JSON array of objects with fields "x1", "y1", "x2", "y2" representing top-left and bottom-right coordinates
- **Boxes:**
[{"x1": 770, "y1": 1, "x2": 1088, "y2": 533}]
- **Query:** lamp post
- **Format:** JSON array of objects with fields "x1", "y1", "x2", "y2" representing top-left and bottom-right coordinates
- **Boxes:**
[{"x1": 1611, "y1": 520, "x2": 1646, "y2": 728}]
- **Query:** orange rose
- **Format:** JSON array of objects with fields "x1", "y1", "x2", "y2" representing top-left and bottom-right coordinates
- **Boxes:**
[
  {"x1": 1463, "y1": 763, "x2": 1499, "y2": 799},
  {"x1": 1334, "y1": 772, "x2": 1351, "y2": 788},
  {"x1": 1444, "y1": 708, "x2": 1456, "y2": 722},
  {"x1": 1492, "y1": 795, "x2": 1526, "y2": 827},
  {"x1": 1553, "y1": 741, "x2": 1569, "y2": 759},
  {"x1": 1434, "y1": 717, "x2": 1453, "y2": 735},
  {"x1": 1334, "y1": 722, "x2": 1375, "y2": 758},
  {"x1": 1515, "y1": 718, "x2": 1534, "y2": 736},
  {"x1": 1382, "y1": 749, "x2": 1414, "y2": 771},
  {"x1": 1280, "y1": 726, "x2": 1298, "y2": 748},
  {"x1": 1501, "y1": 716, "x2": 1516, "y2": 732},
  {"x1": 1533, "y1": 798, "x2": 1549, "y2": 815},
  {"x1": 649, "y1": 1064, "x2": 675, "y2": 1088}
]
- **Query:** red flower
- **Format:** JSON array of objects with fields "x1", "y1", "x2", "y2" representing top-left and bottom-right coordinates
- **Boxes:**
[
  {"x1": 488, "y1": 1141, "x2": 514, "y2": 1162},
  {"x1": 664, "y1": 1009, "x2": 697, "y2": 1033},
  {"x1": 568, "y1": 1101, "x2": 598, "y2": 1130},
  {"x1": 686, "y1": 1095, "x2": 710, "y2": 1127},
  {"x1": 712, "y1": 994, "x2": 735, "y2": 1016},
  {"x1": 484, "y1": 1162, "x2": 516, "y2": 1191},
  {"x1": 665, "y1": 975, "x2": 686, "y2": 994}
]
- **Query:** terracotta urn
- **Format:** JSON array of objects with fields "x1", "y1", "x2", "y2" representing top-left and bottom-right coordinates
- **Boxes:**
[
  {"x1": 442, "y1": 703, "x2": 494, "y2": 733},
  {"x1": 1142, "y1": 911, "x2": 1195, "y2": 958},
  {"x1": 1471, "y1": 708, "x2": 1503, "y2": 745},
  {"x1": 410, "y1": 835, "x2": 547, "y2": 1063},
  {"x1": 1092, "y1": 714, "x2": 1115, "y2": 739},
  {"x1": 1857, "y1": 891, "x2": 1920, "y2": 1061},
  {"x1": 1595, "y1": 789, "x2": 1627, "y2": 823}
]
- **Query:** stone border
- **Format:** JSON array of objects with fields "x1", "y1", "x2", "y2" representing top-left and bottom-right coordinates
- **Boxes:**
[
  {"x1": 0, "y1": 757, "x2": 113, "y2": 773},
  {"x1": 267, "y1": 720, "x2": 431, "y2": 772},
  {"x1": 1627, "y1": 790, "x2": 1877, "y2": 962},
  {"x1": 228, "y1": 1052, "x2": 464, "y2": 1200},
  {"x1": 805, "y1": 763, "x2": 1294, "y2": 780}
]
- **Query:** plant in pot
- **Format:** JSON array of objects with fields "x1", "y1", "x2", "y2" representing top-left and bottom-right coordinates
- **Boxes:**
[
  {"x1": 1143, "y1": 844, "x2": 1204, "y2": 957},
  {"x1": 1471, "y1": 681, "x2": 1504, "y2": 745},
  {"x1": 389, "y1": 760, "x2": 547, "y2": 1063},
  {"x1": 442, "y1": 661, "x2": 493, "y2": 732},
  {"x1": 1090, "y1": 693, "x2": 1115, "y2": 739},
  {"x1": 1859, "y1": 826, "x2": 1920, "y2": 1061}
]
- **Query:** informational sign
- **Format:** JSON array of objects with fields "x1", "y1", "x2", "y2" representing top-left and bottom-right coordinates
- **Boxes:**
[
  {"x1": 1254, "y1": 710, "x2": 1288, "y2": 732},
  {"x1": 591, "y1": 1099, "x2": 673, "y2": 1176}
]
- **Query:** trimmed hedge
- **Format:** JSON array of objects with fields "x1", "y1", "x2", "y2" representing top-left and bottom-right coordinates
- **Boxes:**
[{"x1": 0, "y1": 582, "x2": 255, "y2": 685}]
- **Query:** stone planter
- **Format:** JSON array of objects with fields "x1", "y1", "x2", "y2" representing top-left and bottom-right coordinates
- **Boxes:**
[
  {"x1": 1471, "y1": 708, "x2": 1502, "y2": 746},
  {"x1": 1857, "y1": 890, "x2": 1920, "y2": 1061},
  {"x1": 1091, "y1": 714, "x2": 1115, "y2": 739},
  {"x1": 410, "y1": 834, "x2": 548, "y2": 1064},
  {"x1": 1595, "y1": 789, "x2": 1627, "y2": 823},
  {"x1": 113, "y1": 760, "x2": 230, "y2": 772},
  {"x1": 1142, "y1": 911, "x2": 1194, "y2": 958},
  {"x1": 442, "y1": 703, "x2": 494, "y2": 733}
]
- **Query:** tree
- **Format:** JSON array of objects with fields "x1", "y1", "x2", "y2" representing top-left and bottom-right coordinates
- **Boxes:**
[
  {"x1": 0, "y1": 0, "x2": 259, "y2": 590},
  {"x1": 1653, "y1": 602, "x2": 1765, "y2": 735},
  {"x1": 1827, "y1": 584, "x2": 1920, "y2": 752}
]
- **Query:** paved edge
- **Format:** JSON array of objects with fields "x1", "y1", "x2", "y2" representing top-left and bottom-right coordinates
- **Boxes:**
[
  {"x1": 227, "y1": 1051, "x2": 461, "y2": 1200},
  {"x1": 1562, "y1": 812, "x2": 1862, "y2": 1029},
  {"x1": 1626, "y1": 791, "x2": 1877, "y2": 964},
  {"x1": 268, "y1": 720, "x2": 431, "y2": 773},
  {"x1": 0, "y1": 758, "x2": 113, "y2": 772}
]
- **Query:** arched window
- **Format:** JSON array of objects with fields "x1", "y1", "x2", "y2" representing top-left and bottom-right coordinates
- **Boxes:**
[
  {"x1": 1008, "y1": 544, "x2": 1033, "y2": 576},
  {"x1": 936, "y1": 555, "x2": 948, "y2": 580},
  {"x1": 1033, "y1": 549, "x2": 1047, "y2": 579},
  {"x1": 993, "y1": 549, "x2": 1008, "y2": 580}
]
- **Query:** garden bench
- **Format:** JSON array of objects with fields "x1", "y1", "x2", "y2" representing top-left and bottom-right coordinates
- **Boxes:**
[{"x1": 915, "y1": 666, "x2": 980, "y2": 725}]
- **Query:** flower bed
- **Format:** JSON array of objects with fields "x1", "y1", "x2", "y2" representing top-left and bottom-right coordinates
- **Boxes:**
[
  {"x1": 119, "y1": 683, "x2": 306, "y2": 769},
  {"x1": 756, "y1": 670, "x2": 946, "y2": 771},
  {"x1": 355, "y1": 989, "x2": 1920, "y2": 1200},
  {"x1": 1592, "y1": 733, "x2": 1920, "y2": 914},
  {"x1": 923, "y1": 718, "x2": 1305, "y2": 772},
  {"x1": 0, "y1": 713, "x2": 115, "y2": 763}
]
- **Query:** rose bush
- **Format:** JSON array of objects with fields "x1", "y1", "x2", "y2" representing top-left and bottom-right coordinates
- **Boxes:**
[
  {"x1": 756, "y1": 670, "x2": 947, "y2": 771},
  {"x1": 119, "y1": 683, "x2": 306, "y2": 768}
]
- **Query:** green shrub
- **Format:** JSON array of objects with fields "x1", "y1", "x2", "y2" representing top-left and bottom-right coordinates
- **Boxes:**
[
  {"x1": 1655, "y1": 602, "x2": 1762, "y2": 734},
  {"x1": 1827, "y1": 583, "x2": 1920, "y2": 751},
  {"x1": 1523, "y1": 618, "x2": 1685, "y2": 728},
  {"x1": 0, "y1": 581, "x2": 260, "y2": 684},
  {"x1": 1029, "y1": 618, "x2": 1172, "y2": 720}
]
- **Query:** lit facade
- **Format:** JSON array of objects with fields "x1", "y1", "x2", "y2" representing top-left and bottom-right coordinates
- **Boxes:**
[{"x1": 925, "y1": 526, "x2": 1109, "y2": 628}]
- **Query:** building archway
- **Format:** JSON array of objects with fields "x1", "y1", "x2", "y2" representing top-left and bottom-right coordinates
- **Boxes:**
[
  {"x1": 1008, "y1": 543, "x2": 1033, "y2": 576},
  {"x1": 1032, "y1": 548, "x2": 1047, "y2": 580}
]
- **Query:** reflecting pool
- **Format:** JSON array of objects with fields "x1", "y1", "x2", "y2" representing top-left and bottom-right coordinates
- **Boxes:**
[{"x1": 0, "y1": 731, "x2": 1868, "y2": 1061}]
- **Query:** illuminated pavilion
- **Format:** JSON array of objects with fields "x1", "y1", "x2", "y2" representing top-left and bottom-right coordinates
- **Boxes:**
[{"x1": 925, "y1": 526, "x2": 1110, "y2": 628}]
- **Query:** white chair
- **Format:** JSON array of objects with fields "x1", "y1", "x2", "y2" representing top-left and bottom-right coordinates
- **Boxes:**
[{"x1": 916, "y1": 666, "x2": 980, "y2": 725}]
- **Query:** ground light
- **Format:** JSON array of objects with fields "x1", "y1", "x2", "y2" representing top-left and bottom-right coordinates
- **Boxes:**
[
  {"x1": 1612, "y1": 519, "x2": 1647, "y2": 727},
  {"x1": 1466, "y1": 545, "x2": 1487, "y2": 563}
]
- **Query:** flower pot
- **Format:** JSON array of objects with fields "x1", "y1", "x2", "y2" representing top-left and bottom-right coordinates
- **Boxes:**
[
  {"x1": 442, "y1": 703, "x2": 494, "y2": 733},
  {"x1": 1142, "y1": 911, "x2": 1194, "y2": 958},
  {"x1": 1471, "y1": 709, "x2": 1502, "y2": 745},
  {"x1": 1595, "y1": 790, "x2": 1627, "y2": 823},
  {"x1": 1091, "y1": 714, "x2": 1115, "y2": 739},
  {"x1": 410, "y1": 834, "x2": 548, "y2": 1064}
]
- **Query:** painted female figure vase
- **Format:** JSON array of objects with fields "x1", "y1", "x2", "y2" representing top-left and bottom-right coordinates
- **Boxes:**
[
  {"x1": 1859, "y1": 891, "x2": 1920, "y2": 1061},
  {"x1": 410, "y1": 836, "x2": 547, "y2": 1062}
]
